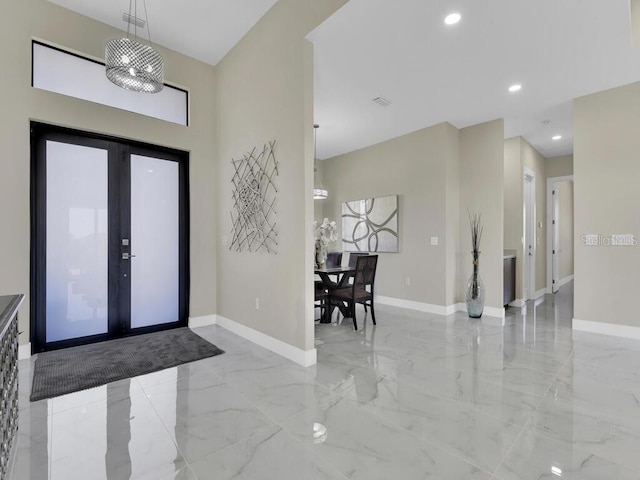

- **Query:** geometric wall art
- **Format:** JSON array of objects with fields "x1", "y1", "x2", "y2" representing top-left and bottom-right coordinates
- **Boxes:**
[
  {"x1": 342, "y1": 194, "x2": 398, "y2": 252},
  {"x1": 229, "y1": 140, "x2": 279, "y2": 253}
]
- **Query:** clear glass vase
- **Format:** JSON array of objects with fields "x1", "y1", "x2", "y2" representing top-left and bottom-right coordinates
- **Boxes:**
[
  {"x1": 315, "y1": 243, "x2": 326, "y2": 269},
  {"x1": 466, "y1": 260, "x2": 485, "y2": 318}
]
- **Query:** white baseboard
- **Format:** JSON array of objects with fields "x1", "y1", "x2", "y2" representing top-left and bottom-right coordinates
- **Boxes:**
[
  {"x1": 216, "y1": 315, "x2": 317, "y2": 367},
  {"x1": 375, "y1": 295, "x2": 454, "y2": 315},
  {"x1": 453, "y1": 303, "x2": 505, "y2": 322},
  {"x1": 508, "y1": 298, "x2": 525, "y2": 308},
  {"x1": 573, "y1": 318, "x2": 640, "y2": 340},
  {"x1": 459, "y1": 303, "x2": 503, "y2": 320},
  {"x1": 375, "y1": 294, "x2": 504, "y2": 323},
  {"x1": 559, "y1": 275, "x2": 574, "y2": 287},
  {"x1": 18, "y1": 343, "x2": 31, "y2": 360},
  {"x1": 189, "y1": 314, "x2": 217, "y2": 328},
  {"x1": 534, "y1": 288, "x2": 546, "y2": 300}
]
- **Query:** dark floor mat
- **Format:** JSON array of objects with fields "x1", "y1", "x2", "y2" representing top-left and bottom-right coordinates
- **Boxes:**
[{"x1": 30, "y1": 328, "x2": 224, "y2": 401}]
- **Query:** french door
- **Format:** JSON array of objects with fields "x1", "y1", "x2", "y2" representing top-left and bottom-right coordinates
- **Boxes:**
[{"x1": 30, "y1": 123, "x2": 189, "y2": 353}]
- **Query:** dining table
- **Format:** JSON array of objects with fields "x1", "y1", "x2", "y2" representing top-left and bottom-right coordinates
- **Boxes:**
[{"x1": 314, "y1": 265, "x2": 355, "y2": 323}]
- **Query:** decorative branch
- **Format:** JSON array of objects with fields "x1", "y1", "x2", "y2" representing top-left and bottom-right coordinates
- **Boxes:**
[{"x1": 468, "y1": 210, "x2": 483, "y2": 262}]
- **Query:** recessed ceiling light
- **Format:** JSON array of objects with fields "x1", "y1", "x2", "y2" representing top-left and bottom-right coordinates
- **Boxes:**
[
  {"x1": 444, "y1": 12, "x2": 461, "y2": 25},
  {"x1": 552, "y1": 135, "x2": 562, "y2": 140},
  {"x1": 508, "y1": 84, "x2": 522, "y2": 93}
]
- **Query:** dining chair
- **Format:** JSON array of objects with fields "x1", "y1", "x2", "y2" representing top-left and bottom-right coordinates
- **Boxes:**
[
  {"x1": 330, "y1": 255, "x2": 378, "y2": 330},
  {"x1": 315, "y1": 282, "x2": 329, "y2": 323},
  {"x1": 347, "y1": 251, "x2": 369, "y2": 268},
  {"x1": 326, "y1": 251, "x2": 343, "y2": 268}
]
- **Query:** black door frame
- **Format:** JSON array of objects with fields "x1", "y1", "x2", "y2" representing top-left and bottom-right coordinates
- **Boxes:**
[{"x1": 30, "y1": 122, "x2": 190, "y2": 353}]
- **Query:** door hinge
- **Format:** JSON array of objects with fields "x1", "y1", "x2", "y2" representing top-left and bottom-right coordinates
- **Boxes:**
[
  {"x1": 553, "y1": 250, "x2": 555, "y2": 254},
  {"x1": 552, "y1": 279, "x2": 555, "y2": 283},
  {"x1": 552, "y1": 220, "x2": 555, "y2": 225},
  {"x1": 552, "y1": 190, "x2": 556, "y2": 195}
]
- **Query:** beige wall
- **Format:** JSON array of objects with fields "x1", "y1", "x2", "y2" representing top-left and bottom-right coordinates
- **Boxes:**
[
  {"x1": 547, "y1": 155, "x2": 573, "y2": 178},
  {"x1": 322, "y1": 123, "x2": 456, "y2": 307},
  {"x1": 557, "y1": 181, "x2": 574, "y2": 279},
  {"x1": 0, "y1": 0, "x2": 217, "y2": 344},
  {"x1": 574, "y1": 81, "x2": 640, "y2": 328},
  {"x1": 443, "y1": 123, "x2": 460, "y2": 306},
  {"x1": 504, "y1": 137, "x2": 524, "y2": 299},
  {"x1": 215, "y1": 0, "x2": 346, "y2": 353},
  {"x1": 458, "y1": 120, "x2": 504, "y2": 310},
  {"x1": 522, "y1": 139, "x2": 547, "y2": 293},
  {"x1": 321, "y1": 119, "x2": 503, "y2": 313}
]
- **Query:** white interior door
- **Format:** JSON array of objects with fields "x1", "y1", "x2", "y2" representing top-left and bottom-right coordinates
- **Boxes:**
[
  {"x1": 552, "y1": 187, "x2": 560, "y2": 293},
  {"x1": 523, "y1": 170, "x2": 536, "y2": 301}
]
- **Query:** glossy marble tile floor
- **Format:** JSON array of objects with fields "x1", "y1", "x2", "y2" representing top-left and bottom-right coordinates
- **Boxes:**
[{"x1": 11, "y1": 282, "x2": 640, "y2": 479}]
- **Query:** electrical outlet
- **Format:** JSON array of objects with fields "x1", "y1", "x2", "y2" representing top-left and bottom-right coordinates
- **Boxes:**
[
  {"x1": 255, "y1": 297, "x2": 260, "y2": 310},
  {"x1": 405, "y1": 277, "x2": 410, "y2": 287},
  {"x1": 430, "y1": 236, "x2": 439, "y2": 246}
]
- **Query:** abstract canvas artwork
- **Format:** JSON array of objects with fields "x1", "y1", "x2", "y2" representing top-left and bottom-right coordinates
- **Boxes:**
[
  {"x1": 229, "y1": 141, "x2": 279, "y2": 253},
  {"x1": 342, "y1": 194, "x2": 398, "y2": 252}
]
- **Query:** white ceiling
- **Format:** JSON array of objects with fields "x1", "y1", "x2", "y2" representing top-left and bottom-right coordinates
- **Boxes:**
[
  {"x1": 46, "y1": 0, "x2": 277, "y2": 66},
  {"x1": 308, "y1": 0, "x2": 640, "y2": 159},
  {"x1": 48, "y1": 0, "x2": 640, "y2": 161}
]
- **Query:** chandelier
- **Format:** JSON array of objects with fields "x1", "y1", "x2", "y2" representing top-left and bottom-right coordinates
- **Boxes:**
[
  {"x1": 313, "y1": 124, "x2": 329, "y2": 200},
  {"x1": 105, "y1": 0, "x2": 164, "y2": 93}
]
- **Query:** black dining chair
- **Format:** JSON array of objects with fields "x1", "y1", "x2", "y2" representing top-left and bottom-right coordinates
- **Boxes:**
[
  {"x1": 315, "y1": 282, "x2": 329, "y2": 323},
  {"x1": 330, "y1": 255, "x2": 378, "y2": 330},
  {"x1": 347, "y1": 251, "x2": 369, "y2": 268},
  {"x1": 325, "y1": 251, "x2": 343, "y2": 269}
]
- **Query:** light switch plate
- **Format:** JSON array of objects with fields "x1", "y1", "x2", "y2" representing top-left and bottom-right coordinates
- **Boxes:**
[{"x1": 430, "y1": 236, "x2": 439, "y2": 246}]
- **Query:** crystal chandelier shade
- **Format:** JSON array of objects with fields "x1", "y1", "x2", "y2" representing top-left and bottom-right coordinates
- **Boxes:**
[
  {"x1": 105, "y1": 0, "x2": 164, "y2": 93},
  {"x1": 313, "y1": 187, "x2": 328, "y2": 200},
  {"x1": 105, "y1": 38, "x2": 164, "y2": 93}
]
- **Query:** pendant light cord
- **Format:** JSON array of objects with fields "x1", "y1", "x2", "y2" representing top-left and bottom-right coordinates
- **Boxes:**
[
  {"x1": 314, "y1": 124, "x2": 319, "y2": 175},
  {"x1": 142, "y1": 0, "x2": 154, "y2": 46},
  {"x1": 126, "y1": 0, "x2": 154, "y2": 45}
]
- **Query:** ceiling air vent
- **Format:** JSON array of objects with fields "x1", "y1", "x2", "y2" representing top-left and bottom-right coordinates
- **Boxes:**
[
  {"x1": 122, "y1": 12, "x2": 146, "y2": 29},
  {"x1": 371, "y1": 96, "x2": 392, "y2": 107}
]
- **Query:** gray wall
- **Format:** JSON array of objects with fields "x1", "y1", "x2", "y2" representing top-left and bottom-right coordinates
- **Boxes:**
[
  {"x1": 458, "y1": 120, "x2": 504, "y2": 311},
  {"x1": 321, "y1": 119, "x2": 504, "y2": 313},
  {"x1": 0, "y1": 0, "x2": 217, "y2": 344},
  {"x1": 215, "y1": 0, "x2": 346, "y2": 352},
  {"x1": 321, "y1": 123, "x2": 457, "y2": 307},
  {"x1": 503, "y1": 136, "x2": 550, "y2": 300},
  {"x1": 547, "y1": 155, "x2": 573, "y2": 178},
  {"x1": 522, "y1": 139, "x2": 547, "y2": 293},
  {"x1": 574, "y1": 81, "x2": 640, "y2": 328},
  {"x1": 504, "y1": 137, "x2": 524, "y2": 299}
]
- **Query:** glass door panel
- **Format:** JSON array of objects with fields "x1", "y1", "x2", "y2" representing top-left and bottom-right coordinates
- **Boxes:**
[
  {"x1": 130, "y1": 154, "x2": 179, "y2": 328},
  {"x1": 45, "y1": 140, "x2": 109, "y2": 342}
]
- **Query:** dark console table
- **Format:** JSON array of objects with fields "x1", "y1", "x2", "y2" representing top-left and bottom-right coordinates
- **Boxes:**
[{"x1": 0, "y1": 294, "x2": 23, "y2": 480}]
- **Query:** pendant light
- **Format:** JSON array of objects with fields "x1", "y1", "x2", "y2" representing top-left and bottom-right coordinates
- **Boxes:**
[
  {"x1": 105, "y1": 0, "x2": 164, "y2": 93},
  {"x1": 313, "y1": 124, "x2": 329, "y2": 200}
]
